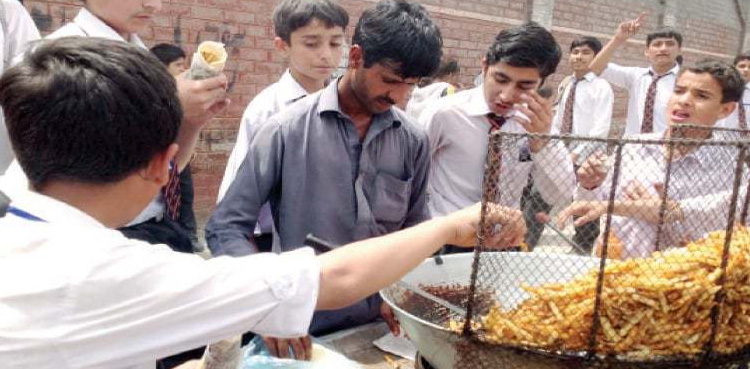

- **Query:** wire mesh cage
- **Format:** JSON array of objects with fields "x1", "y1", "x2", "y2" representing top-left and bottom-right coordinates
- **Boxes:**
[
  {"x1": 460, "y1": 127, "x2": 750, "y2": 368},
  {"x1": 381, "y1": 126, "x2": 750, "y2": 369}
]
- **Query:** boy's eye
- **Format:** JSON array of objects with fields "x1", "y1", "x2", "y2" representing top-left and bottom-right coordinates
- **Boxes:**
[{"x1": 305, "y1": 42, "x2": 319, "y2": 48}]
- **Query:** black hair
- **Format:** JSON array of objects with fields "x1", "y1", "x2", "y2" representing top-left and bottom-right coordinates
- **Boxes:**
[
  {"x1": 485, "y1": 22, "x2": 561, "y2": 81},
  {"x1": 150, "y1": 43, "x2": 186, "y2": 66},
  {"x1": 352, "y1": 0, "x2": 442, "y2": 79},
  {"x1": 273, "y1": 0, "x2": 349, "y2": 44},
  {"x1": 647, "y1": 28, "x2": 683, "y2": 47},
  {"x1": 435, "y1": 59, "x2": 460, "y2": 79},
  {"x1": 734, "y1": 52, "x2": 750, "y2": 66},
  {"x1": 679, "y1": 59, "x2": 745, "y2": 103},
  {"x1": 570, "y1": 36, "x2": 602, "y2": 55},
  {"x1": 0, "y1": 37, "x2": 182, "y2": 189}
]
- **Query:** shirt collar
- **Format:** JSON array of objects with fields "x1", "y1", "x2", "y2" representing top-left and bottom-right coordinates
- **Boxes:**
[
  {"x1": 318, "y1": 78, "x2": 402, "y2": 128},
  {"x1": 646, "y1": 63, "x2": 680, "y2": 78},
  {"x1": 278, "y1": 69, "x2": 310, "y2": 105},
  {"x1": 4, "y1": 188, "x2": 105, "y2": 228},
  {"x1": 465, "y1": 86, "x2": 492, "y2": 117},
  {"x1": 73, "y1": 8, "x2": 146, "y2": 48},
  {"x1": 577, "y1": 72, "x2": 597, "y2": 82}
]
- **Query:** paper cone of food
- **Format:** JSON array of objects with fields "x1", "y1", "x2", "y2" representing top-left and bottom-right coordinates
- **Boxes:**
[{"x1": 187, "y1": 41, "x2": 227, "y2": 80}]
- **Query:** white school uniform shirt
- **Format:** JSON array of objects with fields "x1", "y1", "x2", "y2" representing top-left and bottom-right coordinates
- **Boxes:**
[
  {"x1": 419, "y1": 86, "x2": 575, "y2": 218},
  {"x1": 0, "y1": 188, "x2": 320, "y2": 369},
  {"x1": 551, "y1": 72, "x2": 614, "y2": 156},
  {"x1": 2, "y1": 8, "x2": 163, "y2": 225},
  {"x1": 217, "y1": 70, "x2": 307, "y2": 237},
  {"x1": 715, "y1": 83, "x2": 750, "y2": 133},
  {"x1": 218, "y1": 69, "x2": 307, "y2": 201},
  {"x1": 576, "y1": 133, "x2": 737, "y2": 258},
  {"x1": 601, "y1": 63, "x2": 679, "y2": 137},
  {"x1": 0, "y1": 0, "x2": 40, "y2": 173}
]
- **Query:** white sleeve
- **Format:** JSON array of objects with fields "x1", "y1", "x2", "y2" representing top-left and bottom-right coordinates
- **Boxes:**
[
  {"x1": 60, "y1": 239, "x2": 320, "y2": 368},
  {"x1": 4, "y1": 0, "x2": 41, "y2": 69},
  {"x1": 531, "y1": 140, "x2": 575, "y2": 207},
  {"x1": 600, "y1": 63, "x2": 638, "y2": 90}
]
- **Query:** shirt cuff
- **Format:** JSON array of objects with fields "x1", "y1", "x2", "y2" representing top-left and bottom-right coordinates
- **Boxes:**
[{"x1": 252, "y1": 247, "x2": 320, "y2": 338}]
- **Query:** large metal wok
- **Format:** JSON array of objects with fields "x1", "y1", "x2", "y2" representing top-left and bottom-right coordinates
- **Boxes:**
[{"x1": 380, "y1": 252, "x2": 600, "y2": 369}]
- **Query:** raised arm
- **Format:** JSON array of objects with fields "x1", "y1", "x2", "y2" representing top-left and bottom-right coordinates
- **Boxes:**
[{"x1": 589, "y1": 13, "x2": 646, "y2": 75}]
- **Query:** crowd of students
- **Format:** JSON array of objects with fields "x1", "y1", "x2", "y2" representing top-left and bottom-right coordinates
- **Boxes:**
[{"x1": 0, "y1": 0, "x2": 749, "y2": 368}]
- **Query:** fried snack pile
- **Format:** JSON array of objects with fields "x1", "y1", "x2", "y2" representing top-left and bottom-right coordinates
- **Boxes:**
[{"x1": 479, "y1": 228, "x2": 750, "y2": 359}]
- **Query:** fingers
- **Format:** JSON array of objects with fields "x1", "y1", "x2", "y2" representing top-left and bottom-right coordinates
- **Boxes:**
[
  {"x1": 380, "y1": 303, "x2": 401, "y2": 336},
  {"x1": 302, "y1": 336, "x2": 313, "y2": 361},
  {"x1": 515, "y1": 92, "x2": 553, "y2": 134},
  {"x1": 263, "y1": 337, "x2": 281, "y2": 358},
  {"x1": 264, "y1": 336, "x2": 310, "y2": 360},
  {"x1": 288, "y1": 337, "x2": 311, "y2": 361},
  {"x1": 557, "y1": 204, "x2": 578, "y2": 228},
  {"x1": 573, "y1": 209, "x2": 602, "y2": 228}
]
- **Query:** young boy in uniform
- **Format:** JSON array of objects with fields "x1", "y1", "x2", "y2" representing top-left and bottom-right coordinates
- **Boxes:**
[
  {"x1": 559, "y1": 60, "x2": 744, "y2": 259},
  {"x1": 217, "y1": 0, "x2": 349, "y2": 251},
  {"x1": 589, "y1": 14, "x2": 683, "y2": 137}
]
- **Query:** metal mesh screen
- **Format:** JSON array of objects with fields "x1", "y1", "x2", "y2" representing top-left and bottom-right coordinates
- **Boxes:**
[{"x1": 459, "y1": 127, "x2": 750, "y2": 368}]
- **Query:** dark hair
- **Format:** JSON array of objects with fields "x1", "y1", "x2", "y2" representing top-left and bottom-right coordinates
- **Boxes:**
[
  {"x1": 679, "y1": 59, "x2": 745, "y2": 103},
  {"x1": 353, "y1": 0, "x2": 442, "y2": 79},
  {"x1": 570, "y1": 36, "x2": 602, "y2": 55},
  {"x1": 435, "y1": 59, "x2": 460, "y2": 79},
  {"x1": 150, "y1": 43, "x2": 186, "y2": 66},
  {"x1": 647, "y1": 28, "x2": 683, "y2": 47},
  {"x1": 273, "y1": 0, "x2": 349, "y2": 44},
  {"x1": 486, "y1": 22, "x2": 560, "y2": 81},
  {"x1": 0, "y1": 37, "x2": 182, "y2": 189},
  {"x1": 734, "y1": 52, "x2": 750, "y2": 66}
]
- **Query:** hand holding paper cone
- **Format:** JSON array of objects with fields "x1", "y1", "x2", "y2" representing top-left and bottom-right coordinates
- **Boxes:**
[{"x1": 187, "y1": 41, "x2": 228, "y2": 80}]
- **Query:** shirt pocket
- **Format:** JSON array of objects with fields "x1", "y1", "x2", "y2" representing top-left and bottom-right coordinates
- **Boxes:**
[{"x1": 371, "y1": 172, "x2": 412, "y2": 224}]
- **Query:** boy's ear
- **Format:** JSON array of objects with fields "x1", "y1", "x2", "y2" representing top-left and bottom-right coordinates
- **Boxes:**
[
  {"x1": 717, "y1": 101, "x2": 737, "y2": 121},
  {"x1": 348, "y1": 45, "x2": 363, "y2": 69},
  {"x1": 274, "y1": 37, "x2": 290, "y2": 56},
  {"x1": 139, "y1": 143, "x2": 179, "y2": 187}
]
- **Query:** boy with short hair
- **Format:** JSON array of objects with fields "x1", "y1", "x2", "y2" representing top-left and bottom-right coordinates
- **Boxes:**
[
  {"x1": 1, "y1": 0, "x2": 229, "y2": 256},
  {"x1": 207, "y1": 0, "x2": 441, "y2": 358},
  {"x1": 151, "y1": 43, "x2": 188, "y2": 76},
  {"x1": 589, "y1": 14, "x2": 683, "y2": 137},
  {"x1": 218, "y1": 0, "x2": 349, "y2": 251},
  {"x1": 418, "y1": 22, "x2": 575, "y2": 231},
  {"x1": 560, "y1": 60, "x2": 745, "y2": 259},
  {"x1": 0, "y1": 37, "x2": 523, "y2": 368}
]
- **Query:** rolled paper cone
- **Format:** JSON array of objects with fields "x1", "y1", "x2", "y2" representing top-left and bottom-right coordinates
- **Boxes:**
[{"x1": 187, "y1": 41, "x2": 227, "y2": 80}]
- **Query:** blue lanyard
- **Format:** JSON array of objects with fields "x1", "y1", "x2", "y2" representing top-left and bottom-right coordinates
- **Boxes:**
[{"x1": 7, "y1": 206, "x2": 46, "y2": 222}]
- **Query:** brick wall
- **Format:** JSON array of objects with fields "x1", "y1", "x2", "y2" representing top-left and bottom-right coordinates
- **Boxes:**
[{"x1": 21, "y1": 0, "x2": 749, "y2": 224}]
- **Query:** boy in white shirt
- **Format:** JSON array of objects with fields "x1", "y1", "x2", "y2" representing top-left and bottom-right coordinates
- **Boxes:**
[
  {"x1": 0, "y1": 36, "x2": 524, "y2": 369},
  {"x1": 218, "y1": 0, "x2": 349, "y2": 251},
  {"x1": 589, "y1": 14, "x2": 682, "y2": 137},
  {"x1": 419, "y1": 22, "x2": 575, "y2": 254},
  {"x1": 559, "y1": 59, "x2": 745, "y2": 259}
]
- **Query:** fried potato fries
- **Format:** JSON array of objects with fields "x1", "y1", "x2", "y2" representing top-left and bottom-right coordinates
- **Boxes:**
[{"x1": 476, "y1": 228, "x2": 750, "y2": 359}]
